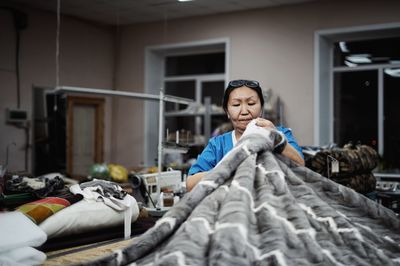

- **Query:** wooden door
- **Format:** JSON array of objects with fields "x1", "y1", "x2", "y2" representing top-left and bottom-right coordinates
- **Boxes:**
[{"x1": 67, "y1": 96, "x2": 104, "y2": 178}]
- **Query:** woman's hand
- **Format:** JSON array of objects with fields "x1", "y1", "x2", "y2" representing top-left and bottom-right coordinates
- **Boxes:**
[
  {"x1": 254, "y1": 118, "x2": 276, "y2": 129},
  {"x1": 254, "y1": 118, "x2": 305, "y2": 166}
]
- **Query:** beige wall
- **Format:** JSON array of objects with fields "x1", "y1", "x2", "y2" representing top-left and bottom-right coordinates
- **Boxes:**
[
  {"x1": 115, "y1": 0, "x2": 400, "y2": 167},
  {"x1": 1, "y1": 0, "x2": 399, "y2": 172},
  {"x1": 0, "y1": 8, "x2": 114, "y2": 172}
]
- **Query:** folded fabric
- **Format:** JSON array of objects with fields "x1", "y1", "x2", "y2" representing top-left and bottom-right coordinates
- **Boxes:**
[
  {"x1": 0, "y1": 246, "x2": 46, "y2": 266},
  {"x1": 51, "y1": 187, "x2": 84, "y2": 204},
  {"x1": 0, "y1": 211, "x2": 47, "y2": 252},
  {"x1": 70, "y1": 179, "x2": 130, "y2": 211},
  {"x1": 17, "y1": 197, "x2": 71, "y2": 224},
  {"x1": 0, "y1": 211, "x2": 47, "y2": 265},
  {"x1": 78, "y1": 179, "x2": 127, "y2": 200},
  {"x1": 5, "y1": 175, "x2": 64, "y2": 198}
]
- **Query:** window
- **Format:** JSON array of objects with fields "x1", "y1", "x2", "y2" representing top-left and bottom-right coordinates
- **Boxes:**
[
  {"x1": 163, "y1": 52, "x2": 226, "y2": 142},
  {"x1": 333, "y1": 37, "x2": 400, "y2": 172},
  {"x1": 165, "y1": 52, "x2": 225, "y2": 76},
  {"x1": 333, "y1": 70, "x2": 378, "y2": 148},
  {"x1": 383, "y1": 68, "x2": 400, "y2": 170},
  {"x1": 144, "y1": 39, "x2": 229, "y2": 166}
]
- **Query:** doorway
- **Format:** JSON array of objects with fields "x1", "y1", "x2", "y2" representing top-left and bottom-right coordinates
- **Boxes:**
[
  {"x1": 66, "y1": 96, "x2": 104, "y2": 178},
  {"x1": 32, "y1": 89, "x2": 105, "y2": 177}
]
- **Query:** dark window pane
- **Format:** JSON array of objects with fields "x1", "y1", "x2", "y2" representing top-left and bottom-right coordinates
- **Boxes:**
[
  {"x1": 165, "y1": 80, "x2": 195, "y2": 111},
  {"x1": 384, "y1": 68, "x2": 400, "y2": 171},
  {"x1": 201, "y1": 81, "x2": 225, "y2": 106},
  {"x1": 334, "y1": 71, "x2": 378, "y2": 148},
  {"x1": 165, "y1": 53, "x2": 225, "y2": 76},
  {"x1": 334, "y1": 37, "x2": 400, "y2": 67}
]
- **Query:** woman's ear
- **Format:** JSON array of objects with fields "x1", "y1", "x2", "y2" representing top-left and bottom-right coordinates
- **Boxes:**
[{"x1": 225, "y1": 110, "x2": 230, "y2": 119}]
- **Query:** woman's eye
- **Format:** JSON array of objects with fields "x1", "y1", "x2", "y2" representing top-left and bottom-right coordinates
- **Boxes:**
[
  {"x1": 248, "y1": 102, "x2": 255, "y2": 106},
  {"x1": 232, "y1": 104, "x2": 240, "y2": 107}
]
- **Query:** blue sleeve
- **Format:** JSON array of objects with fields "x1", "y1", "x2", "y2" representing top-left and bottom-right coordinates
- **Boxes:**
[
  {"x1": 188, "y1": 139, "x2": 218, "y2": 176},
  {"x1": 276, "y1": 126, "x2": 304, "y2": 158}
]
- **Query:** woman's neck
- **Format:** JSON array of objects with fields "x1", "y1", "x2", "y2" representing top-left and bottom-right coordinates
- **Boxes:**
[{"x1": 234, "y1": 130, "x2": 243, "y2": 141}]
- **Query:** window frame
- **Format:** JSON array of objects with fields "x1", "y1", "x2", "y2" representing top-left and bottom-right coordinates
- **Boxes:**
[
  {"x1": 314, "y1": 23, "x2": 400, "y2": 150},
  {"x1": 144, "y1": 38, "x2": 230, "y2": 166}
]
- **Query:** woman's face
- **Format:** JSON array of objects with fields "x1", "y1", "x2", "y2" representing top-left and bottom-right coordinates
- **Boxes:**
[{"x1": 226, "y1": 86, "x2": 262, "y2": 135}]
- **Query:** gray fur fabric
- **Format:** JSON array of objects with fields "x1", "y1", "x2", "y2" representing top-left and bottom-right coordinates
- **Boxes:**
[{"x1": 78, "y1": 129, "x2": 400, "y2": 266}]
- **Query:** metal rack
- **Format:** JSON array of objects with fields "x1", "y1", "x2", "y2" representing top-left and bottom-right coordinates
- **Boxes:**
[
  {"x1": 52, "y1": 85, "x2": 193, "y2": 198},
  {"x1": 164, "y1": 97, "x2": 225, "y2": 144}
]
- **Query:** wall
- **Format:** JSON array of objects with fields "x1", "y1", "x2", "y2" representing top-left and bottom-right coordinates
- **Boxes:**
[
  {"x1": 1, "y1": 0, "x2": 399, "y2": 172},
  {"x1": 115, "y1": 0, "x2": 400, "y2": 167},
  {"x1": 0, "y1": 8, "x2": 114, "y2": 172}
]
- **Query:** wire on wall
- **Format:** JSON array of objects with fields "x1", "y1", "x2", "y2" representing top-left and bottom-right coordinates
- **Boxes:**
[
  {"x1": 13, "y1": 10, "x2": 27, "y2": 109},
  {"x1": 0, "y1": 8, "x2": 28, "y2": 108},
  {"x1": 54, "y1": 0, "x2": 61, "y2": 112},
  {"x1": 15, "y1": 16, "x2": 21, "y2": 109}
]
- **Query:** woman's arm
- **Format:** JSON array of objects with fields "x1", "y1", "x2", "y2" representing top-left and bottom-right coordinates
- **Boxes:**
[
  {"x1": 255, "y1": 118, "x2": 304, "y2": 166},
  {"x1": 186, "y1": 171, "x2": 208, "y2": 192},
  {"x1": 281, "y1": 143, "x2": 305, "y2": 166}
]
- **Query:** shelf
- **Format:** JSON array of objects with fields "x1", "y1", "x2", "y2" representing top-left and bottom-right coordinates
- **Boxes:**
[
  {"x1": 165, "y1": 101, "x2": 224, "y2": 117},
  {"x1": 165, "y1": 110, "x2": 224, "y2": 117},
  {"x1": 162, "y1": 142, "x2": 189, "y2": 154}
]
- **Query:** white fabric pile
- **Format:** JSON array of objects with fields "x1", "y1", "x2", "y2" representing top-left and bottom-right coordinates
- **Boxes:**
[{"x1": 0, "y1": 211, "x2": 47, "y2": 266}]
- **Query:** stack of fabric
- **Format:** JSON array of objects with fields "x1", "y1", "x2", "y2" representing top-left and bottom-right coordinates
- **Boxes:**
[
  {"x1": 306, "y1": 143, "x2": 379, "y2": 195},
  {"x1": 0, "y1": 211, "x2": 47, "y2": 265}
]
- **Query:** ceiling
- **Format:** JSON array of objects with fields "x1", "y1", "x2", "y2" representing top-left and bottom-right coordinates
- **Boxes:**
[{"x1": 2, "y1": 0, "x2": 321, "y2": 25}]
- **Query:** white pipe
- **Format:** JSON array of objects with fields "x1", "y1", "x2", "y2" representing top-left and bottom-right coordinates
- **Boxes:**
[{"x1": 53, "y1": 86, "x2": 192, "y2": 105}]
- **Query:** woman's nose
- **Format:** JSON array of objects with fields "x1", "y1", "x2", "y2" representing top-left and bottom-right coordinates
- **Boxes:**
[{"x1": 240, "y1": 104, "x2": 249, "y2": 114}]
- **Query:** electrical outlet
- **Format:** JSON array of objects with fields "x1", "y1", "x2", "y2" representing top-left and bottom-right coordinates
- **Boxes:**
[{"x1": 6, "y1": 108, "x2": 28, "y2": 124}]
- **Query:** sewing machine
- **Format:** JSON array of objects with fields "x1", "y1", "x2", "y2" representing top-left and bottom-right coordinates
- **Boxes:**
[{"x1": 136, "y1": 169, "x2": 183, "y2": 206}]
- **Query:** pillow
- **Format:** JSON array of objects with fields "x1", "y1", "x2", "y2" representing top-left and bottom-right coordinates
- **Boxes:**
[
  {"x1": 0, "y1": 246, "x2": 46, "y2": 266},
  {"x1": 39, "y1": 195, "x2": 139, "y2": 239},
  {"x1": 17, "y1": 197, "x2": 70, "y2": 224},
  {"x1": 0, "y1": 211, "x2": 47, "y2": 252}
]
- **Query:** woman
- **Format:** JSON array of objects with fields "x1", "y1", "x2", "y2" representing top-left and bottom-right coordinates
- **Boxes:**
[{"x1": 186, "y1": 79, "x2": 305, "y2": 191}]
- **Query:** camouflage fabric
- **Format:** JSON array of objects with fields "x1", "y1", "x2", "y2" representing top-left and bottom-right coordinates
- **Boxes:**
[{"x1": 307, "y1": 143, "x2": 379, "y2": 194}]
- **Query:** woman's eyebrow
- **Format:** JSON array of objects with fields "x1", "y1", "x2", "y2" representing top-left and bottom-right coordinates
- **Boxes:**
[{"x1": 231, "y1": 95, "x2": 257, "y2": 101}]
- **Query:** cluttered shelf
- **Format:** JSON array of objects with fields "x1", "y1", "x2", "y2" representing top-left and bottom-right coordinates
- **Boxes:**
[{"x1": 0, "y1": 164, "x2": 187, "y2": 265}]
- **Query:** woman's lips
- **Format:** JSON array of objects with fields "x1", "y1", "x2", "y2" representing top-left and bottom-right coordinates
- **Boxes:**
[{"x1": 237, "y1": 119, "x2": 252, "y2": 125}]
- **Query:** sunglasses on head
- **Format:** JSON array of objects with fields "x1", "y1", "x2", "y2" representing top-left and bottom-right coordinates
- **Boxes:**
[{"x1": 228, "y1": 79, "x2": 260, "y2": 89}]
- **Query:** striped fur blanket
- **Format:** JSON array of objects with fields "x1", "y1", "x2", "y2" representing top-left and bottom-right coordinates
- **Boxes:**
[{"x1": 79, "y1": 126, "x2": 400, "y2": 266}]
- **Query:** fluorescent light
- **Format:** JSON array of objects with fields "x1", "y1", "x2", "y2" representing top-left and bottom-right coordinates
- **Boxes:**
[
  {"x1": 178, "y1": 0, "x2": 194, "y2": 2},
  {"x1": 344, "y1": 60, "x2": 357, "y2": 67},
  {"x1": 384, "y1": 68, "x2": 400, "y2": 77},
  {"x1": 339, "y1": 42, "x2": 349, "y2": 53},
  {"x1": 345, "y1": 54, "x2": 371, "y2": 64}
]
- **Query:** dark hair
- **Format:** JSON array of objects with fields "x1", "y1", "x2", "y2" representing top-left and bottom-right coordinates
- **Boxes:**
[{"x1": 222, "y1": 79, "x2": 264, "y2": 112}]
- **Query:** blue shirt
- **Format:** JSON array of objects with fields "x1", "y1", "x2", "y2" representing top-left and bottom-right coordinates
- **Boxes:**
[{"x1": 188, "y1": 126, "x2": 303, "y2": 175}]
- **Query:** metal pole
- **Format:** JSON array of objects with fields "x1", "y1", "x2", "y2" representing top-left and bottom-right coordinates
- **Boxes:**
[
  {"x1": 204, "y1": 97, "x2": 211, "y2": 141},
  {"x1": 157, "y1": 88, "x2": 164, "y2": 205}
]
